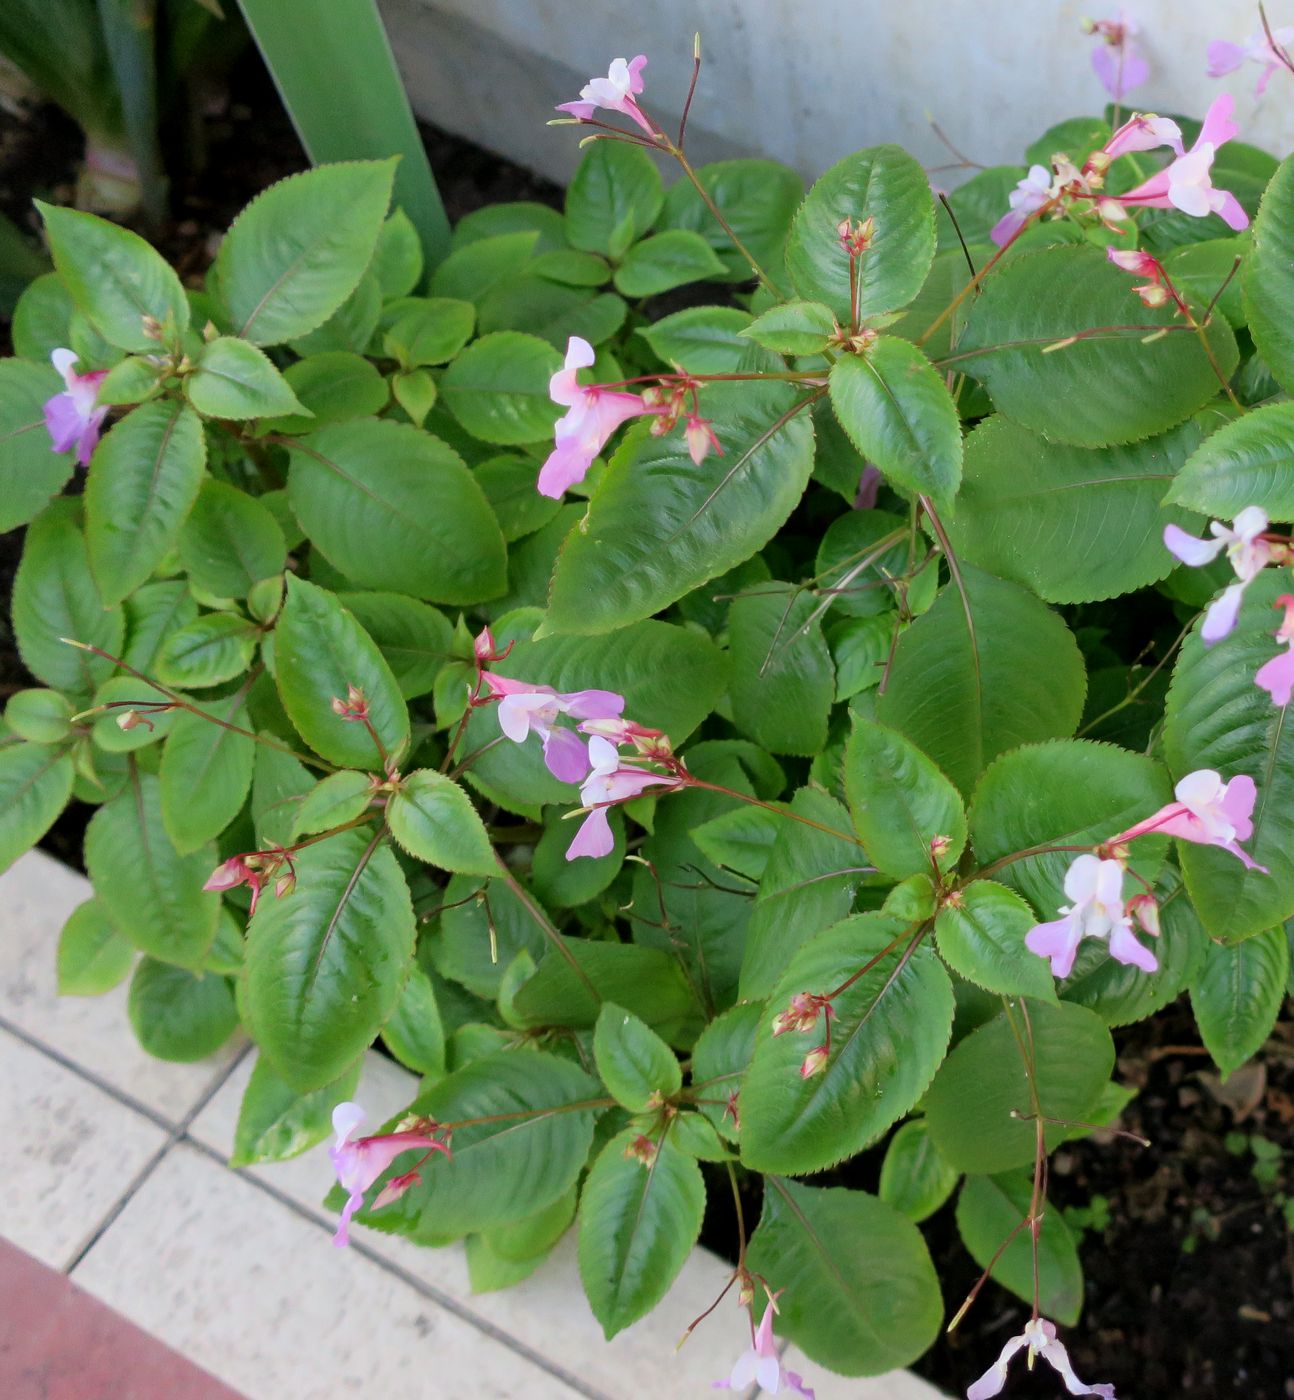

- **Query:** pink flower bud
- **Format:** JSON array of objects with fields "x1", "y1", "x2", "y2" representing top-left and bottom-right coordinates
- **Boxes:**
[
  {"x1": 684, "y1": 414, "x2": 722, "y2": 467},
  {"x1": 799, "y1": 1045, "x2": 829, "y2": 1078},
  {"x1": 623, "y1": 1133, "x2": 658, "y2": 1166},
  {"x1": 771, "y1": 991, "x2": 830, "y2": 1036},
  {"x1": 331, "y1": 684, "x2": 369, "y2": 721},
  {"x1": 1125, "y1": 893, "x2": 1161, "y2": 938}
]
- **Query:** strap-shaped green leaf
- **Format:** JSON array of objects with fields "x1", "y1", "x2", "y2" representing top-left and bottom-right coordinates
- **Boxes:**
[
  {"x1": 1243, "y1": 150, "x2": 1294, "y2": 393},
  {"x1": 245, "y1": 827, "x2": 413, "y2": 1090},
  {"x1": 578, "y1": 1130, "x2": 704, "y2": 1338}
]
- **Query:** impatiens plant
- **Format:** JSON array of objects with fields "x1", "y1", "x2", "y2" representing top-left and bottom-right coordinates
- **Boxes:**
[{"x1": 5, "y1": 15, "x2": 1294, "y2": 1398}]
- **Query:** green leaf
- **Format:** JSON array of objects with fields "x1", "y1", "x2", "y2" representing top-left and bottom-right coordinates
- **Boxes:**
[
  {"x1": 740, "y1": 916, "x2": 953, "y2": 1173},
  {"x1": 159, "y1": 699, "x2": 255, "y2": 853},
  {"x1": 380, "y1": 966, "x2": 445, "y2": 1076},
  {"x1": 335, "y1": 592, "x2": 452, "y2": 700},
  {"x1": 530, "y1": 248, "x2": 611, "y2": 286},
  {"x1": 844, "y1": 716, "x2": 966, "y2": 880},
  {"x1": 949, "y1": 413, "x2": 1207, "y2": 603},
  {"x1": 968, "y1": 739, "x2": 1172, "y2": 920},
  {"x1": 877, "y1": 566, "x2": 1087, "y2": 795},
  {"x1": 5, "y1": 689, "x2": 74, "y2": 745},
  {"x1": 177, "y1": 480, "x2": 287, "y2": 599},
  {"x1": 214, "y1": 160, "x2": 397, "y2": 345},
  {"x1": 186, "y1": 336, "x2": 307, "y2": 419},
  {"x1": 957, "y1": 1173, "x2": 1082, "y2": 1324},
  {"x1": 739, "y1": 787, "x2": 864, "y2": 1000},
  {"x1": 1191, "y1": 927, "x2": 1289, "y2": 1079},
  {"x1": 661, "y1": 158, "x2": 804, "y2": 283},
  {"x1": 231, "y1": 1054, "x2": 362, "y2": 1167},
  {"x1": 612, "y1": 230, "x2": 724, "y2": 297},
  {"x1": 481, "y1": 1182, "x2": 578, "y2": 1262},
  {"x1": 0, "y1": 359, "x2": 72, "y2": 531},
  {"x1": 746, "y1": 1179, "x2": 942, "y2": 1375},
  {"x1": 878, "y1": 1119, "x2": 959, "y2": 1223},
  {"x1": 434, "y1": 873, "x2": 547, "y2": 999},
  {"x1": 128, "y1": 958, "x2": 237, "y2": 1061},
  {"x1": 1164, "y1": 571, "x2": 1294, "y2": 942},
  {"x1": 593, "y1": 1002, "x2": 681, "y2": 1111},
  {"x1": 346, "y1": 1052, "x2": 599, "y2": 1239},
  {"x1": 957, "y1": 245, "x2": 1239, "y2": 446},
  {"x1": 12, "y1": 273, "x2": 72, "y2": 361},
  {"x1": 691, "y1": 1001, "x2": 760, "y2": 1142},
  {"x1": 430, "y1": 231, "x2": 538, "y2": 305},
  {"x1": 474, "y1": 454, "x2": 560, "y2": 543},
  {"x1": 288, "y1": 272, "x2": 383, "y2": 356},
  {"x1": 829, "y1": 337, "x2": 962, "y2": 514},
  {"x1": 84, "y1": 399, "x2": 206, "y2": 606},
  {"x1": 936, "y1": 880, "x2": 1059, "y2": 1001},
  {"x1": 57, "y1": 896, "x2": 134, "y2": 996},
  {"x1": 269, "y1": 351, "x2": 389, "y2": 435},
  {"x1": 37, "y1": 201, "x2": 188, "y2": 351},
  {"x1": 388, "y1": 769, "x2": 496, "y2": 877},
  {"x1": 530, "y1": 806, "x2": 625, "y2": 908},
  {"x1": 384, "y1": 297, "x2": 475, "y2": 367},
  {"x1": 1167, "y1": 401, "x2": 1294, "y2": 522},
  {"x1": 274, "y1": 576, "x2": 410, "y2": 769},
  {"x1": 251, "y1": 740, "x2": 316, "y2": 847},
  {"x1": 12, "y1": 501, "x2": 122, "y2": 702},
  {"x1": 121, "y1": 580, "x2": 197, "y2": 674},
  {"x1": 565, "y1": 141, "x2": 663, "y2": 257},
  {"x1": 742, "y1": 299, "x2": 836, "y2": 355},
  {"x1": 439, "y1": 331, "x2": 562, "y2": 445},
  {"x1": 637, "y1": 305, "x2": 753, "y2": 372},
  {"x1": 728, "y1": 587, "x2": 834, "y2": 756},
  {"x1": 578, "y1": 1130, "x2": 705, "y2": 1338},
  {"x1": 814, "y1": 508, "x2": 917, "y2": 620},
  {"x1": 286, "y1": 418, "x2": 506, "y2": 603},
  {"x1": 95, "y1": 356, "x2": 160, "y2": 407},
  {"x1": 690, "y1": 803, "x2": 782, "y2": 882},
  {"x1": 245, "y1": 828, "x2": 413, "y2": 1090},
  {"x1": 547, "y1": 378, "x2": 815, "y2": 633},
  {"x1": 372, "y1": 207, "x2": 423, "y2": 298},
  {"x1": 923, "y1": 1001, "x2": 1114, "y2": 1174},
  {"x1": 785, "y1": 145, "x2": 936, "y2": 321},
  {"x1": 0, "y1": 741, "x2": 73, "y2": 873},
  {"x1": 290, "y1": 770, "x2": 373, "y2": 839},
  {"x1": 1243, "y1": 151, "x2": 1294, "y2": 394},
  {"x1": 84, "y1": 770, "x2": 217, "y2": 969},
  {"x1": 155, "y1": 613, "x2": 258, "y2": 689}
]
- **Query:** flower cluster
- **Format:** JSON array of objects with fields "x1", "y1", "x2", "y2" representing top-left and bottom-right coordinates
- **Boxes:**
[
  {"x1": 968, "y1": 1317, "x2": 1115, "y2": 1399},
  {"x1": 1083, "y1": 10, "x2": 1147, "y2": 102},
  {"x1": 990, "y1": 95, "x2": 1247, "y2": 246},
  {"x1": 1025, "y1": 770, "x2": 1263, "y2": 979},
  {"x1": 328, "y1": 1102, "x2": 451, "y2": 1247}
]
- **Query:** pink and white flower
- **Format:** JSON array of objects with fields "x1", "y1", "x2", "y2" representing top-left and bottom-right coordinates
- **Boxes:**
[
  {"x1": 538, "y1": 336, "x2": 657, "y2": 498},
  {"x1": 990, "y1": 164, "x2": 1053, "y2": 246},
  {"x1": 329, "y1": 1102, "x2": 449, "y2": 1248},
  {"x1": 967, "y1": 1317, "x2": 1115, "y2": 1399},
  {"x1": 556, "y1": 55, "x2": 653, "y2": 135},
  {"x1": 1255, "y1": 593, "x2": 1294, "y2": 707},
  {"x1": 684, "y1": 413, "x2": 723, "y2": 466},
  {"x1": 1103, "y1": 112, "x2": 1184, "y2": 159},
  {"x1": 1163, "y1": 505, "x2": 1272, "y2": 643},
  {"x1": 203, "y1": 855, "x2": 266, "y2": 915},
  {"x1": 1113, "y1": 769, "x2": 1266, "y2": 872},
  {"x1": 1106, "y1": 245, "x2": 1171, "y2": 307},
  {"x1": 43, "y1": 348, "x2": 108, "y2": 466},
  {"x1": 567, "y1": 735, "x2": 683, "y2": 860},
  {"x1": 1208, "y1": 26, "x2": 1294, "y2": 97},
  {"x1": 713, "y1": 1302, "x2": 815, "y2": 1398},
  {"x1": 1117, "y1": 94, "x2": 1249, "y2": 230},
  {"x1": 483, "y1": 671, "x2": 624, "y2": 782},
  {"x1": 1085, "y1": 10, "x2": 1149, "y2": 101},
  {"x1": 1025, "y1": 855, "x2": 1150, "y2": 979}
]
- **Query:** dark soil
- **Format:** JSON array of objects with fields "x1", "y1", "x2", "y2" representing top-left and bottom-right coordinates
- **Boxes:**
[{"x1": 6, "y1": 41, "x2": 1294, "y2": 1400}]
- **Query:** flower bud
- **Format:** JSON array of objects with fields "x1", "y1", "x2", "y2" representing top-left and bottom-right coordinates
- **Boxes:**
[{"x1": 799, "y1": 1045, "x2": 829, "y2": 1078}]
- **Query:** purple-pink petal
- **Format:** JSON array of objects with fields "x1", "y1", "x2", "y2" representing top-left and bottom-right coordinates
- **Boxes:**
[
  {"x1": 1025, "y1": 913, "x2": 1082, "y2": 979},
  {"x1": 1256, "y1": 648, "x2": 1294, "y2": 707},
  {"x1": 1108, "y1": 921, "x2": 1159, "y2": 973},
  {"x1": 567, "y1": 807, "x2": 614, "y2": 861},
  {"x1": 542, "y1": 727, "x2": 592, "y2": 783}
]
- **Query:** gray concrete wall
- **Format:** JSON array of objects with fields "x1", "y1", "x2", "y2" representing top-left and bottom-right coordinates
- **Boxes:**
[{"x1": 379, "y1": 0, "x2": 1294, "y2": 187}]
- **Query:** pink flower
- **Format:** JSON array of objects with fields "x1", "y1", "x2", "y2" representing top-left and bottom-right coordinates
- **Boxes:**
[
  {"x1": 1113, "y1": 769, "x2": 1267, "y2": 872},
  {"x1": 1255, "y1": 594, "x2": 1294, "y2": 707},
  {"x1": 473, "y1": 626, "x2": 512, "y2": 666},
  {"x1": 713, "y1": 1303, "x2": 815, "y2": 1398},
  {"x1": 329, "y1": 1102, "x2": 449, "y2": 1248},
  {"x1": 1208, "y1": 26, "x2": 1294, "y2": 96},
  {"x1": 1106, "y1": 245, "x2": 1171, "y2": 307},
  {"x1": 1085, "y1": 10, "x2": 1149, "y2": 100},
  {"x1": 483, "y1": 671, "x2": 624, "y2": 783},
  {"x1": 1025, "y1": 855, "x2": 1157, "y2": 978},
  {"x1": 1117, "y1": 94, "x2": 1249, "y2": 230},
  {"x1": 556, "y1": 55, "x2": 653, "y2": 135},
  {"x1": 538, "y1": 337, "x2": 657, "y2": 498},
  {"x1": 43, "y1": 348, "x2": 108, "y2": 466},
  {"x1": 684, "y1": 413, "x2": 723, "y2": 466},
  {"x1": 203, "y1": 855, "x2": 266, "y2": 916},
  {"x1": 567, "y1": 735, "x2": 683, "y2": 860},
  {"x1": 1163, "y1": 505, "x2": 1272, "y2": 643},
  {"x1": 1103, "y1": 112, "x2": 1185, "y2": 159},
  {"x1": 990, "y1": 164, "x2": 1053, "y2": 247},
  {"x1": 967, "y1": 1317, "x2": 1115, "y2": 1399}
]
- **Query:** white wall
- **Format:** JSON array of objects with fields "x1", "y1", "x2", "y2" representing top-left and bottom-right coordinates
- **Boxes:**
[{"x1": 380, "y1": 0, "x2": 1294, "y2": 187}]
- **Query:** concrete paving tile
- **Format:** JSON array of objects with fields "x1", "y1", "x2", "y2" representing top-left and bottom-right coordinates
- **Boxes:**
[
  {"x1": 70, "y1": 1144, "x2": 586, "y2": 1400},
  {"x1": 2, "y1": 1027, "x2": 169, "y2": 1269},
  {"x1": 0, "y1": 851, "x2": 243, "y2": 1122}
]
